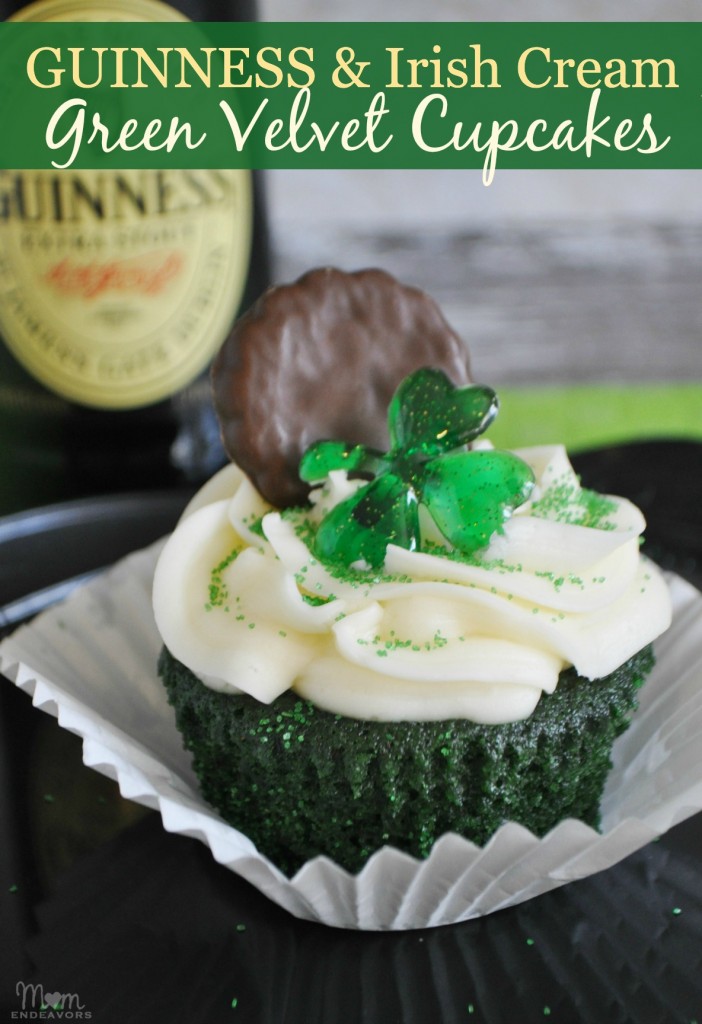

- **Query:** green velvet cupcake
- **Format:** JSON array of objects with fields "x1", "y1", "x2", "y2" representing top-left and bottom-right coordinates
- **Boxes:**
[
  {"x1": 159, "y1": 644, "x2": 654, "y2": 876},
  {"x1": 153, "y1": 273, "x2": 671, "y2": 881}
]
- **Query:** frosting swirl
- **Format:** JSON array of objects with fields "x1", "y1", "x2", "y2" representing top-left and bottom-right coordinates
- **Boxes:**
[{"x1": 153, "y1": 444, "x2": 671, "y2": 724}]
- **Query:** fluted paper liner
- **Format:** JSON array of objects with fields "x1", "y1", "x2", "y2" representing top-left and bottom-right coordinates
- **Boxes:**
[{"x1": 1, "y1": 541, "x2": 700, "y2": 931}]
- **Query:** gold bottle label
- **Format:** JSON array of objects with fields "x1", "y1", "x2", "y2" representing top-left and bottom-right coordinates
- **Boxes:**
[{"x1": 0, "y1": 0, "x2": 253, "y2": 410}]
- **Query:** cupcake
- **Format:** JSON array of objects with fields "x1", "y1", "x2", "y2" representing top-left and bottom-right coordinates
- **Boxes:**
[{"x1": 153, "y1": 268, "x2": 671, "y2": 876}]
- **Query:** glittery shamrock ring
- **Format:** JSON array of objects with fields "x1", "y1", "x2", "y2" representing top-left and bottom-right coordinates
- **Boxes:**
[{"x1": 299, "y1": 368, "x2": 535, "y2": 570}]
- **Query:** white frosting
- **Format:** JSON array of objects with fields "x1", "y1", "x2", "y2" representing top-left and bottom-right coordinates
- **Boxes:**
[{"x1": 152, "y1": 446, "x2": 672, "y2": 724}]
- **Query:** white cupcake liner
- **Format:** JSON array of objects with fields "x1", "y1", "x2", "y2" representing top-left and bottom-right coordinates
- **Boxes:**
[{"x1": 1, "y1": 541, "x2": 700, "y2": 931}]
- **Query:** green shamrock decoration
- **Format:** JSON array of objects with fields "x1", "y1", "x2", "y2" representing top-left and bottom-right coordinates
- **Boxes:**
[{"x1": 299, "y1": 368, "x2": 535, "y2": 570}]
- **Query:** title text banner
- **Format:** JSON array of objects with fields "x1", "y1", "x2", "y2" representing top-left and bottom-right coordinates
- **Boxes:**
[{"x1": 0, "y1": 22, "x2": 698, "y2": 180}]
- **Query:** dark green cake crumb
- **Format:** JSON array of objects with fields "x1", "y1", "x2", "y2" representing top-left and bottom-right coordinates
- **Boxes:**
[{"x1": 159, "y1": 645, "x2": 654, "y2": 876}]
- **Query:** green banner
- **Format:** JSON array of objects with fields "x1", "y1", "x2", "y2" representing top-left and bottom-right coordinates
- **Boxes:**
[{"x1": 0, "y1": 22, "x2": 697, "y2": 176}]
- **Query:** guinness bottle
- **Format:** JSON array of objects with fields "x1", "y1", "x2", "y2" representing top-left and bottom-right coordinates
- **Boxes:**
[{"x1": 0, "y1": 0, "x2": 268, "y2": 513}]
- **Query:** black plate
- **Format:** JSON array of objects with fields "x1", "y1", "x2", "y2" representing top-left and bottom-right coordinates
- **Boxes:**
[
  {"x1": 0, "y1": 490, "x2": 193, "y2": 636},
  {"x1": 0, "y1": 445, "x2": 701, "y2": 1024}
]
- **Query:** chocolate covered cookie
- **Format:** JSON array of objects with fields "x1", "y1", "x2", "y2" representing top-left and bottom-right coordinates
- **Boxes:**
[{"x1": 211, "y1": 267, "x2": 472, "y2": 508}]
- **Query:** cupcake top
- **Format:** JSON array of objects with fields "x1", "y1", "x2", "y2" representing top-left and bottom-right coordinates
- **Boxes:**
[{"x1": 152, "y1": 268, "x2": 672, "y2": 725}]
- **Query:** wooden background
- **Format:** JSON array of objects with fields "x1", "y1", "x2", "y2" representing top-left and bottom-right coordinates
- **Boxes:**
[
  {"x1": 270, "y1": 219, "x2": 701, "y2": 388},
  {"x1": 258, "y1": 2, "x2": 701, "y2": 391}
]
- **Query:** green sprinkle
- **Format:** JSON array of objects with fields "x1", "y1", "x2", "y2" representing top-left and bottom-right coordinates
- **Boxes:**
[
  {"x1": 236, "y1": 924, "x2": 246, "y2": 932},
  {"x1": 249, "y1": 516, "x2": 265, "y2": 537},
  {"x1": 248, "y1": 622, "x2": 256, "y2": 630},
  {"x1": 43, "y1": 793, "x2": 55, "y2": 803},
  {"x1": 531, "y1": 477, "x2": 618, "y2": 530},
  {"x1": 301, "y1": 592, "x2": 331, "y2": 607},
  {"x1": 206, "y1": 546, "x2": 240, "y2": 609},
  {"x1": 526, "y1": 937, "x2": 535, "y2": 946},
  {"x1": 535, "y1": 570, "x2": 566, "y2": 592},
  {"x1": 672, "y1": 906, "x2": 682, "y2": 915},
  {"x1": 231, "y1": 997, "x2": 238, "y2": 1008},
  {"x1": 278, "y1": 630, "x2": 287, "y2": 638},
  {"x1": 543, "y1": 1008, "x2": 551, "y2": 1017},
  {"x1": 8, "y1": 884, "x2": 18, "y2": 893},
  {"x1": 467, "y1": 1004, "x2": 475, "y2": 1015}
]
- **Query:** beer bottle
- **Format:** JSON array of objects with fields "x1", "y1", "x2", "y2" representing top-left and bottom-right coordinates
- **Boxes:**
[{"x1": 0, "y1": 0, "x2": 268, "y2": 513}]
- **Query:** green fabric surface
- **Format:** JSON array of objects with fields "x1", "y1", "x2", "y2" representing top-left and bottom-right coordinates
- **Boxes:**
[{"x1": 488, "y1": 384, "x2": 702, "y2": 453}]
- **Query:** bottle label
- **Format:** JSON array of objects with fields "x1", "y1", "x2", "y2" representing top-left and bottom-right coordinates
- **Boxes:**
[
  {"x1": 9, "y1": 0, "x2": 190, "y2": 27},
  {"x1": 1, "y1": 0, "x2": 254, "y2": 410}
]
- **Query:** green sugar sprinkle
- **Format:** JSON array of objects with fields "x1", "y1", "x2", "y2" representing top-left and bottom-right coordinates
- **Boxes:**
[
  {"x1": 231, "y1": 997, "x2": 238, "y2": 1008},
  {"x1": 364, "y1": 629, "x2": 451, "y2": 655},
  {"x1": 8, "y1": 884, "x2": 18, "y2": 893},
  {"x1": 206, "y1": 546, "x2": 241, "y2": 610},
  {"x1": 672, "y1": 906, "x2": 682, "y2": 915},
  {"x1": 301, "y1": 593, "x2": 332, "y2": 607},
  {"x1": 526, "y1": 937, "x2": 535, "y2": 946},
  {"x1": 43, "y1": 793, "x2": 55, "y2": 803},
  {"x1": 235, "y1": 923, "x2": 246, "y2": 932},
  {"x1": 284, "y1": 509, "x2": 316, "y2": 546},
  {"x1": 531, "y1": 476, "x2": 618, "y2": 530},
  {"x1": 422, "y1": 540, "x2": 525, "y2": 574},
  {"x1": 535, "y1": 570, "x2": 585, "y2": 592},
  {"x1": 249, "y1": 516, "x2": 265, "y2": 538}
]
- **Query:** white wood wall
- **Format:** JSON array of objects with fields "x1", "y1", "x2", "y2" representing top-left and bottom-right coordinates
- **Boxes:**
[{"x1": 258, "y1": 2, "x2": 702, "y2": 387}]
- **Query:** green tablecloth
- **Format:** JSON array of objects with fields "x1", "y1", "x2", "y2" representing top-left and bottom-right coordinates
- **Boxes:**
[{"x1": 489, "y1": 383, "x2": 702, "y2": 453}]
